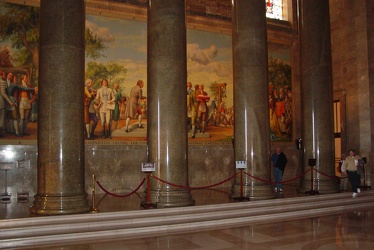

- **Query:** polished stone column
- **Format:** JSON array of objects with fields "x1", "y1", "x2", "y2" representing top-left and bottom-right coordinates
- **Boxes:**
[
  {"x1": 368, "y1": 0, "x2": 374, "y2": 188},
  {"x1": 231, "y1": 0, "x2": 273, "y2": 200},
  {"x1": 30, "y1": 0, "x2": 89, "y2": 214},
  {"x1": 298, "y1": 0, "x2": 338, "y2": 193},
  {"x1": 147, "y1": 0, "x2": 194, "y2": 207}
]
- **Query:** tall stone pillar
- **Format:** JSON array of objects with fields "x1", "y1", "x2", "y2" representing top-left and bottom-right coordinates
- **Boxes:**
[
  {"x1": 298, "y1": 0, "x2": 338, "y2": 193},
  {"x1": 231, "y1": 0, "x2": 273, "y2": 200},
  {"x1": 30, "y1": 0, "x2": 89, "y2": 214},
  {"x1": 368, "y1": 0, "x2": 374, "y2": 188},
  {"x1": 147, "y1": 0, "x2": 194, "y2": 207}
]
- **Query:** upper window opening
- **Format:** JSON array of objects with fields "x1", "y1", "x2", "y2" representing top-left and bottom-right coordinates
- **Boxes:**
[{"x1": 266, "y1": 0, "x2": 283, "y2": 20}]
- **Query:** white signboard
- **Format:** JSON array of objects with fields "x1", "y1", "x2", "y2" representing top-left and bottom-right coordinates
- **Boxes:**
[
  {"x1": 141, "y1": 162, "x2": 155, "y2": 172},
  {"x1": 235, "y1": 161, "x2": 247, "y2": 169}
]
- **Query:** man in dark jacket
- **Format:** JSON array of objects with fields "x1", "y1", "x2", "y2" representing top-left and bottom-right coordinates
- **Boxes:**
[{"x1": 271, "y1": 147, "x2": 288, "y2": 192}]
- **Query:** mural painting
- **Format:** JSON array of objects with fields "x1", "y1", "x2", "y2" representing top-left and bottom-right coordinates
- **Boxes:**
[{"x1": 0, "y1": 2, "x2": 292, "y2": 143}]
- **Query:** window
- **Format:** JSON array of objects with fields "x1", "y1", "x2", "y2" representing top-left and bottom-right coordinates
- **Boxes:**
[{"x1": 266, "y1": 0, "x2": 283, "y2": 20}]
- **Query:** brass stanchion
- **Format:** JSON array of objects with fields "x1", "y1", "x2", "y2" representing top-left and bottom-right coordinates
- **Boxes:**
[
  {"x1": 141, "y1": 172, "x2": 157, "y2": 209},
  {"x1": 140, "y1": 163, "x2": 157, "y2": 209},
  {"x1": 234, "y1": 161, "x2": 249, "y2": 202},
  {"x1": 90, "y1": 174, "x2": 98, "y2": 213}
]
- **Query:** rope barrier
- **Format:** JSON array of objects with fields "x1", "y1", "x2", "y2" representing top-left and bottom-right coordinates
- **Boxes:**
[
  {"x1": 313, "y1": 168, "x2": 347, "y2": 179},
  {"x1": 93, "y1": 166, "x2": 347, "y2": 201},
  {"x1": 96, "y1": 176, "x2": 146, "y2": 198},
  {"x1": 243, "y1": 169, "x2": 310, "y2": 185},
  {"x1": 152, "y1": 172, "x2": 238, "y2": 190}
]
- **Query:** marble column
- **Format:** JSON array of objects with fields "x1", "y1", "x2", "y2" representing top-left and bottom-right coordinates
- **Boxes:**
[
  {"x1": 231, "y1": 0, "x2": 273, "y2": 200},
  {"x1": 368, "y1": 0, "x2": 374, "y2": 188},
  {"x1": 30, "y1": 0, "x2": 89, "y2": 214},
  {"x1": 298, "y1": 0, "x2": 338, "y2": 193},
  {"x1": 147, "y1": 0, "x2": 194, "y2": 207}
]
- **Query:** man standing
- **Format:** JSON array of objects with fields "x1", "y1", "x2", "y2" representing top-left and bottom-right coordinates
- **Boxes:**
[
  {"x1": 124, "y1": 80, "x2": 146, "y2": 132},
  {"x1": 342, "y1": 149, "x2": 362, "y2": 198},
  {"x1": 271, "y1": 147, "x2": 288, "y2": 192}
]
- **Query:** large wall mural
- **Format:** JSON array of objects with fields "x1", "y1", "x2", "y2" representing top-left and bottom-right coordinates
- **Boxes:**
[{"x1": 0, "y1": 2, "x2": 292, "y2": 143}]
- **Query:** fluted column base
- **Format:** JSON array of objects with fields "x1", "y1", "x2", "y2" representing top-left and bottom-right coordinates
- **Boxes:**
[{"x1": 30, "y1": 194, "x2": 90, "y2": 215}]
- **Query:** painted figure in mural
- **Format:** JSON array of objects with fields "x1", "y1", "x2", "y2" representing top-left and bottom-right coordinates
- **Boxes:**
[
  {"x1": 112, "y1": 83, "x2": 122, "y2": 131},
  {"x1": 196, "y1": 84, "x2": 210, "y2": 133},
  {"x1": 95, "y1": 79, "x2": 115, "y2": 139},
  {"x1": 88, "y1": 89, "x2": 99, "y2": 138},
  {"x1": 207, "y1": 97, "x2": 218, "y2": 126},
  {"x1": 284, "y1": 86, "x2": 292, "y2": 136},
  {"x1": 269, "y1": 93, "x2": 282, "y2": 139},
  {"x1": 5, "y1": 73, "x2": 35, "y2": 136},
  {"x1": 30, "y1": 86, "x2": 38, "y2": 123},
  {"x1": 0, "y1": 70, "x2": 15, "y2": 137},
  {"x1": 187, "y1": 82, "x2": 197, "y2": 138},
  {"x1": 84, "y1": 79, "x2": 94, "y2": 140},
  {"x1": 18, "y1": 74, "x2": 34, "y2": 136},
  {"x1": 124, "y1": 79, "x2": 146, "y2": 133}
]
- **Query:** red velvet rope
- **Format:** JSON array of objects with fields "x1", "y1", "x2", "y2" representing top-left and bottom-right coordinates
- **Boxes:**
[
  {"x1": 313, "y1": 168, "x2": 347, "y2": 179},
  {"x1": 152, "y1": 172, "x2": 239, "y2": 190},
  {"x1": 244, "y1": 169, "x2": 310, "y2": 184},
  {"x1": 96, "y1": 177, "x2": 146, "y2": 198},
  {"x1": 95, "y1": 167, "x2": 346, "y2": 199}
]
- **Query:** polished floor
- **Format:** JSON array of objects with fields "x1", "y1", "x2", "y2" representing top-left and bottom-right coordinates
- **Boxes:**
[{"x1": 1, "y1": 185, "x2": 374, "y2": 249}]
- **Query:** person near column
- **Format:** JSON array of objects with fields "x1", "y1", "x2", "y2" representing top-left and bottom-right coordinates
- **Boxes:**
[
  {"x1": 124, "y1": 79, "x2": 146, "y2": 133},
  {"x1": 338, "y1": 153, "x2": 348, "y2": 191},
  {"x1": 0, "y1": 70, "x2": 15, "y2": 137},
  {"x1": 95, "y1": 79, "x2": 115, "y2": 139},
  {"x1": 18, "y1": 74, "x2": 33, "y2": 136},
  {"x1": 342, "y1": 149, "x2": 362, "y2": 198},
  {"x1": 111, "y1": 83, "x2": 122, "y2": 131},
  {"x1": 84, "y1": 79, "x2": 94, "y2": 140},
  {"x1": 195, "y1": 84, "x2": 210, "y2": 133},
  {"x1": 271, "y1": 146, "x2": 288, "y2": 192}
]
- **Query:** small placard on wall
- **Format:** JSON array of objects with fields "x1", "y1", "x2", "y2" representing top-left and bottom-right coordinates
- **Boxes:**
[
  {"x1": 0, "y1": 162, "x2": 14, "y2": 170},
  {"x1": 17, "y1": 160, "x2": 30, "y2": 169},
  {"x1": 235, "y1": 161, "x2": 247, "y2": 169},
  {"x1": 141, "y1": 162, "x2": 155, "y2": 172}
]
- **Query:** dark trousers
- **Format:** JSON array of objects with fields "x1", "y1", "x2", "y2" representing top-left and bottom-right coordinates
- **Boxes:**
[{"x1": 347, "y1": 170, "x2": 361, "y2": 193}]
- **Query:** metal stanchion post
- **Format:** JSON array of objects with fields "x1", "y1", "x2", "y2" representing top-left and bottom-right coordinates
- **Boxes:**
[
  {"x1": 141, "y1": 163, "x2": 157, "y2": 209},
  {"x1": 305, "y1": 158, "x2": 319, "y2": 195},
  {"x1": 234, "y1": 161, "x2": 249, "y2": 202},
  {"x1": 360, "y1": 157, "x2": 371, "y2": 190},
  {"x1": 90, "y1": 174, "x2": 98, "y2": 213}
]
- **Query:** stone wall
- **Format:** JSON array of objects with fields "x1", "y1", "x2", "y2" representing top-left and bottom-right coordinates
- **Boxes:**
[{"x1": 330, "y1": 0, "x2": 373, "y2": 187}]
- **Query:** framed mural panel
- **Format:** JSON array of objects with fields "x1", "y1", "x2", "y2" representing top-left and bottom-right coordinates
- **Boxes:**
[
  {"x1": 268, "y1": 42, "x2": 292, "y2": 142},
  {"x1": 0, "y1": 1, "x2": 292, "y2": 144}
]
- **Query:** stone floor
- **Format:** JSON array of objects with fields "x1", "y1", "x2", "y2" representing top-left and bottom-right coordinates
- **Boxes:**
[{"x1": 1, "y1": 185, "x2": 374, "y2": 249}]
